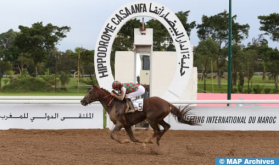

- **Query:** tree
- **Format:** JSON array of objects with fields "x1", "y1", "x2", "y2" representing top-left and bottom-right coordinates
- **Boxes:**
[
  {"x1": 14, "y1": 22, "x2": 70, "y2": 77},
  {"x1": 44, "y1": 49, "x2": 77, "y2": 77},
  {"x1": 146, "y1": 19, "x2": 169, "y2": 51},
  {"x1": 258, "y1": 13, "x2": 279, "y2": 42},
  {"x1": 119, "y1": 18, "x2": 141, "y2": 41},
  {"x1": 57, "y1": 50, "x2": 77, "y2": 74},
  {"x1": 59, "y1": 71, "x2": 70, "y2": 90},
  {"x1": 266, "y1": 48, "x2": 279, "y2": 91},
  {"x1": 197, "y1": 11, "x2": 228, "y2": 88},
  {"x1": 146, "y1": 11, "x2": 196, "y2": 51},
  {"x1": 175, "y1": 11, "x2": 196, "y2": 39},
  {"x1": 112, "y1": 18, "x2": 141, "y2": 52},
  {"x1": 0, "y1": 30, "x2": 21, "y2": 73},
  {"x1": 197, "y1": 11, "x2": 249, "y2": 88},
  {"x1": 0, "y1": 29, "x2": 17, "y2": 51},
  {"x1": 229, "y1": 44, "x2": 245, "y2": 85},
  {"x1": 258, "y1": 13, "x2": 279, "y2": 89},
  {"x1": 247, "y1": 34, "x2": 269, "y2": 80},
  {"x1": 71, "y1": 47, "x2": 95, "y2": 79},
  {"x1": 194, "y1": 38, "x2": 218, "y2": 93},
  {"x1": 0, "y1": 30, "x2": 15, "y2": 88},
  {"x1": 232, "y1": 22, "x2": 250, "y2": 45},
  {"x1": 257, "y1": 40, "x2": 272, "y2": 80},
  {"x1": 242, "y1": 48, "x2": 257, "y2": 93},
  {"x1": 238, "y1": 71, "x2": 244, "y2": 93},
  {"x1": 0, "y1": 61, "x2": 12, "y2": 88},
  {"x1": 80, "y1": 49, "x2": 95, "y2": 79}
]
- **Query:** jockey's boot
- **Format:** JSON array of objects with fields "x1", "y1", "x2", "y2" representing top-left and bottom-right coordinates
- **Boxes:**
[{"x1": 125, "y1": 98, "x2": 135, "y2": 113}]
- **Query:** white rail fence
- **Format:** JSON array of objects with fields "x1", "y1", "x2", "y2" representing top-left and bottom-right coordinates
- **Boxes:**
[{"x1": 1, "y1": 96, "x2": 279, "y2": 104}]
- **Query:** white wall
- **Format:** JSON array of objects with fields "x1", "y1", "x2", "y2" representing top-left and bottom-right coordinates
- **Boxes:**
[
  {"x1": 152, "y1": 51, "x2": 197, "y2": 101},
  {"x1": 151, "y1": 52, "x2": 176, "y2": 97},
  {"x1": 115, "y1": 51, "x2": 135, "y2": 83},
  {"x1": 134, "y1": 28, "x2": 153, "y2": 46},
  {"x1": 181, "y1": 67, "x2": 197, "y2": 100},
  {"x1": 140, "y1": 70, "x2": 150, "y2": 85}
]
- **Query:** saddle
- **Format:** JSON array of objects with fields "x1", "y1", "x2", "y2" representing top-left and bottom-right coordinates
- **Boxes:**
[
  {"x1": 111, "y1": 90, "x2": 143, "y2": 113},
  {"x1": 125, "y1": 99, "x2": 144, "y2": 114}
]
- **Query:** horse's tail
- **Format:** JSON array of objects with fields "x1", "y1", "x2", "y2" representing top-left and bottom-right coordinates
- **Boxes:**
[{"x1": 169, "y1": 103, "x2": 197, "y2": 125}]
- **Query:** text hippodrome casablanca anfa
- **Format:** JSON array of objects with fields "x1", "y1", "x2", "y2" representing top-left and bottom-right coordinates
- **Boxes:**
[{"x1": 96, "y1": 2, "x2": 191, "y2": 79}]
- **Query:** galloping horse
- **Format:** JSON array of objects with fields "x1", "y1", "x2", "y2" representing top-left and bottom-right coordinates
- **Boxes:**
[{"x1": 80, "y1": 85, "x2": 196, "y2": 146}]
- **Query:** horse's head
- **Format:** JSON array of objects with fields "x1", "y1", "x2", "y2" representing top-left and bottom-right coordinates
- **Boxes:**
[{"x1": 80, "y1": 84, "x2": 102, "y2": 106}]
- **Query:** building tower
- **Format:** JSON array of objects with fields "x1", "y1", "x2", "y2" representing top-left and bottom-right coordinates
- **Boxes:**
[{"x1": 134, "y1": 17, "x2": 153, "y2": 86}]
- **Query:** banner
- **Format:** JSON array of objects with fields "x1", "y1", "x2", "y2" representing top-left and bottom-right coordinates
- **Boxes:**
[
  {"x1": 0, "y1": 104, "x2": 103, "y2": 130},
  {"x1": 168, "y1": 106, "x2": 279, "y2": 131}
]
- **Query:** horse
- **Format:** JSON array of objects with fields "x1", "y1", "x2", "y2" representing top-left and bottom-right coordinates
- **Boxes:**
[{"x1": 80, "y1": 84, "x2": 196, "y2": 146}]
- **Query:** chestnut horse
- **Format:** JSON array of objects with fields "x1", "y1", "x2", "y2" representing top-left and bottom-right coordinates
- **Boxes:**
[{"x1": 80, "y1": 85, "x2": 196, "y2": 146}]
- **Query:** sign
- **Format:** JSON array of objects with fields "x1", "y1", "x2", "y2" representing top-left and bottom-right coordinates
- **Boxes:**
[
  {"x1": 94, "y1": 1, "x2": 193, "y2": 99},
  {"x1": 168, "y1": 107, "x2": 279, "y2": 130},
  {"x1": 1, "y1": 103, "x2": 279, "y2": 131},
  {"x1": 0, "y1": 104, "x2": 103, "y2": 130}
]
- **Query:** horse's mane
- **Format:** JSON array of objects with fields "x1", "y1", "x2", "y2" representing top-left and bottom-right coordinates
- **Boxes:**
[
  {"x1": 98, "y1": 86, "x2": 125, "y2": 103},
  {"x1": 100, "y1": 87, "x2": 110, "y2": 94}
]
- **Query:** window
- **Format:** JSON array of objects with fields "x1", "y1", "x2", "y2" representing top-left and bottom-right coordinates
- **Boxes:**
[{"x1": 142, "y1": 55, "x2": 150, "y2": 70}]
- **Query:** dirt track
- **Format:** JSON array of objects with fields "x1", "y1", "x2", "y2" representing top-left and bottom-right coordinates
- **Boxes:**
[{"x1": 0, "y1": 129, "x2": 279, "y2": 165}]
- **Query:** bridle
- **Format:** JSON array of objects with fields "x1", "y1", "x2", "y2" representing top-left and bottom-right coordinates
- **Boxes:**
[
  {"x1": 103, "y1": 94, "x2": 115, "y2": 106},
  {"x1": 88, "y1": 88, "x2": 115, "y2": 106},
  {"x1": 98, "y1": 94, "x2": 115, "y2": 106}
]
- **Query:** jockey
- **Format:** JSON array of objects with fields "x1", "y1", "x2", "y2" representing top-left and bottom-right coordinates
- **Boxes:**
[{"x1": 110, "y1": 81, "x2": 145, "y2": 113}]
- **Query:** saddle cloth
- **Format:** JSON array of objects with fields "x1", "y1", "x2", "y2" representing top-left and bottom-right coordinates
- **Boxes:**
[{"x1": 132, "y1": 99, "x2": 143, "y2": 111}]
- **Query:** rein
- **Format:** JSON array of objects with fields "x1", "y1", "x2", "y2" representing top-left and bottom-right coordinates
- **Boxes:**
[{"x1": 101, "y1": 94, "x2": 114, "y2": 106}]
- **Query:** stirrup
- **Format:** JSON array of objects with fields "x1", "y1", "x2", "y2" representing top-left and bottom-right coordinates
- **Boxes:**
[
  {"x1": 125, "y1": 98, "x2": 135, "y2": 113},
  {"x1": 125, "y1": 109, "x2": 135, "y2": 113}
]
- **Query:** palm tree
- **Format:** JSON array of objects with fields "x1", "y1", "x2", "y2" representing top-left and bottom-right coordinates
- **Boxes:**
[{"x1": 59, "y1": 71, "x2": 70, "y2": 90}]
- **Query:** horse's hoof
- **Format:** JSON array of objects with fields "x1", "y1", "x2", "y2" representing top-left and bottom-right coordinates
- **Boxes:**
[
  {"x1": 156, "y1": 141, "x2": 160, "y2": 146},
  {"x1": 142, "y1": 143, "x2": 147, "y2": 148},
  {"x1": 146, "y1": 141, "x2": 153, "y2": 144},
  {"x1": 133, "y1": 139, "x2": 141, "y2": 143},
  {"x1": 121, "y1": 139, "x2": 130, "y2": 144}
]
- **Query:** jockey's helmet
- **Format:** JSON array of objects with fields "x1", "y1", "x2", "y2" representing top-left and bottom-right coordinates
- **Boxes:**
[{"x1": 112, "y1": 81, "x2": 122, "y2": 89}]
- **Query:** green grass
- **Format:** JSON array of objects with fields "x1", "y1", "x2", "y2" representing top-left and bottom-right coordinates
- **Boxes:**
[
  {"x1": 1, "y1": 75, "x2": 278, "y2": 95},
  {"x1": 0, "y1": 89, "x2": 88, "y2": 96},
  {"x1": 198, "y1": 75, "x2": 277, "y2": 94},
  {"x1": 0, "y1": 77, "x2": 89, "y2": 96}
]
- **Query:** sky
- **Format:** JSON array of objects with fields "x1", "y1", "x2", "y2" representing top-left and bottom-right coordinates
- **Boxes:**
[{"x1": 1, "y1": 0, "x2": 278, "y2": 51}]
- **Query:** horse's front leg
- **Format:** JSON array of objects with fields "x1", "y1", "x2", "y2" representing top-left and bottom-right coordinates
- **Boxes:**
[
  {"x1": 124, "y1": 126, "x2": 141, "y2": 143},
  {"x1": 110, "y1": 123, "x2": 130, "y2": 144}
]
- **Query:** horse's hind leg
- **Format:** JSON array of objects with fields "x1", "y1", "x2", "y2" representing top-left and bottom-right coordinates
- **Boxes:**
[
  {"x1": 124, "y1": 126, "x2": 141, "y2": 143},
  {"x1": 147, "y1": 121, "x2": 161, "y2": 146},
  {"x1": 110, "y1": 123, "x2": 129, "y2": 144},
  {"x1": 144, "y1": 131, "x2": 156, "y2": 144},
  {"x1": 156, "y1": 120, "x2": 170, "y2": 145}
]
